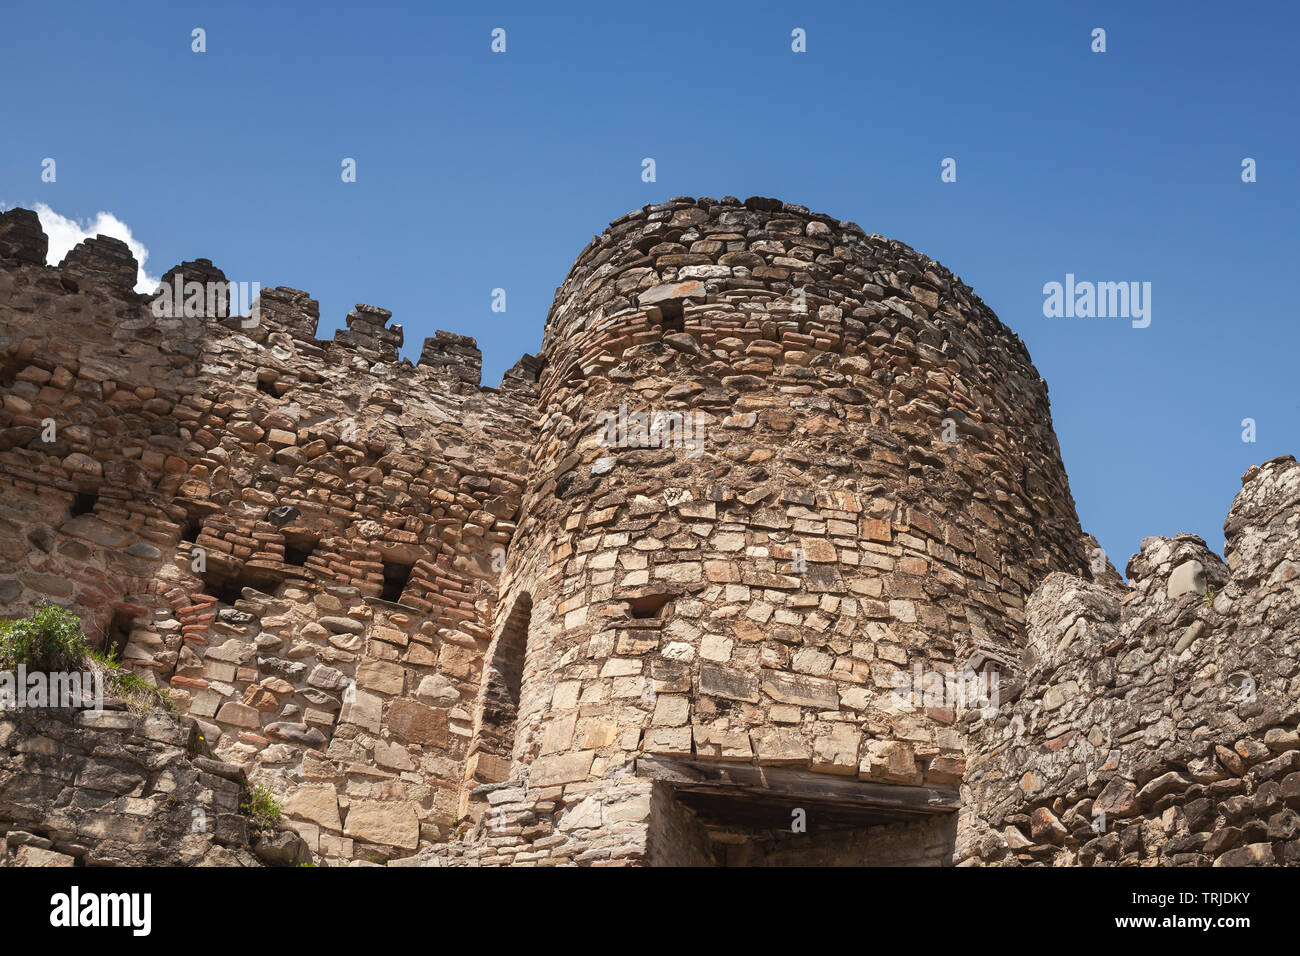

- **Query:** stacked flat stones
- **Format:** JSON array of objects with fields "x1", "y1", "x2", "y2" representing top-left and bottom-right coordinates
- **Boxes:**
[{"x1": 961, "y1": 456, "x2": 1300, "y2": 866}]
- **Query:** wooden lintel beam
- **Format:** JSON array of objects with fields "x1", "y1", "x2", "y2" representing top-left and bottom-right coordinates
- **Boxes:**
[{"x1": 635, "y1": 757, "x2": 961, "y2": 813}]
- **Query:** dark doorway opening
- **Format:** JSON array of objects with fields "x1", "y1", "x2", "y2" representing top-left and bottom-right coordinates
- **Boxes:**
[{"x1": 639, "y1": 758, "x2": 960, "y2": 867}]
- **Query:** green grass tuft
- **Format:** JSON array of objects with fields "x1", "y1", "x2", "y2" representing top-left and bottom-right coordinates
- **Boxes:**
[
  {"x1": 0, "y1": 603, "x2": 89, "y2": 671},
  {"x1": 240, "y1": 784, "x2": 283, "y2": 830},
  {"x1": 0, "y1": 604, "x2": 173, "y2": 713}
]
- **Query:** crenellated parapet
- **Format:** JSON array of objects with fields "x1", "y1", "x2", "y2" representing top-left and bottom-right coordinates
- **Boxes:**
[
  {"x1": 0, "y1": 208, "x2": 538, "y2": 865},
  {"x1": 0, "y1": 209, "x2": 531, "y2": 391}
]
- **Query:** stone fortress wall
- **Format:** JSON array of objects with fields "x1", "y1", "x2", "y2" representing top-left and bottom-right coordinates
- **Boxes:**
[
  {"x1": 0, "y1": 205, "x2": 538, "y2": 862},
  {"x1": 0, "y1": 197, "x2": 1294, "y2": 866}
]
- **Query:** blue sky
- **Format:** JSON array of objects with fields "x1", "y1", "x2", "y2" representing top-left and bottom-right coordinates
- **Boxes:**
[{"x1": 3, "y1": 0, "x2": 1297, "y2": 573}]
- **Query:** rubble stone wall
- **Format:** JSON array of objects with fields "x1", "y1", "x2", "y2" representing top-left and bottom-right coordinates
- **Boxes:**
[
  {"x1": 960, "y1": 455, "x2": 1300, "y2": 866},
  {"x1": 0, "y1": 206, "x2": 537, "y2": 863}
]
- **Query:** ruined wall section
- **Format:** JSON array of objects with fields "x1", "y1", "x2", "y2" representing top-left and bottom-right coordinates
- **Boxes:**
[
  {"x1": 0, "y1": 207, "x2": 538, "y2": 863},
  {"x1": 961, "y1": 455, "x2": 1300, "y2": 866}
]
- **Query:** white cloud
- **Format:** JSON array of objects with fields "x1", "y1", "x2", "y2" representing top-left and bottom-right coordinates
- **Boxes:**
[{"x1": 33, "y1": 203, "x2": 160, "y2": 294}]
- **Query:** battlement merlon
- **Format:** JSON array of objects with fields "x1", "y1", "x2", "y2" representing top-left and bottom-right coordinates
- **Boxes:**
[
  {"x1": 254, "y1": 286, "x2": 321, "y2": 342},
  {"x1": 157, "y1": 259, "x2": 232, "y2": 318},
  {"x1": 59, "y1": 235, "x2": 138, "y2": 291},
  {"x1": 334, "y1": 303, "x2": 403, "y2": 361},
  {"x1": 418, "y1": 329, "x2": 482, "y2": 387},
  {"x1": 500, "y1": 352, "x2": 542, "y2": 396},
  {"x1": 0, "y1": 208, "x2": 47, "y2": 266}
]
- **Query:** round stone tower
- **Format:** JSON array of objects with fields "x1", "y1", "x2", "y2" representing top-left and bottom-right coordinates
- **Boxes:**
[{"x1": 463, "y1": 195, "x2": 1094, "y2": 864}]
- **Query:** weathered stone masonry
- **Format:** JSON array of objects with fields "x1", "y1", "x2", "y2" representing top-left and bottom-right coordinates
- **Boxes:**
[
  {"x1": 960, "y1": 455, "x2": 1300, "y2": 866},
  {"x1": 0, "y1": 197, "x2": 1295, "y2": 866},
  {"x1": 0, "y1": 205, "x2": 537, "y2": 862},
  {"x1": 416, "y1": 195, "x2": 1099, "y2": 866}
]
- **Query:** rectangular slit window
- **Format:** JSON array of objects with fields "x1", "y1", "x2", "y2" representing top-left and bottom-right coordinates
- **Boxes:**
[
  {"x1": 629, "y1": 594, "x2": 673, "y2": 619},
  {"x1": 284, "y1": 543, "x2": 312, "y2": 566},
  {"x1": 381, "y1": 561, "x2": 413, "y2": 603},
  {"x1": 203, "y1": 567, "x2": 274, "y2": 607},
  {"x1": 215, "y1": 578, "x2": 245, "y2": 606}
]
